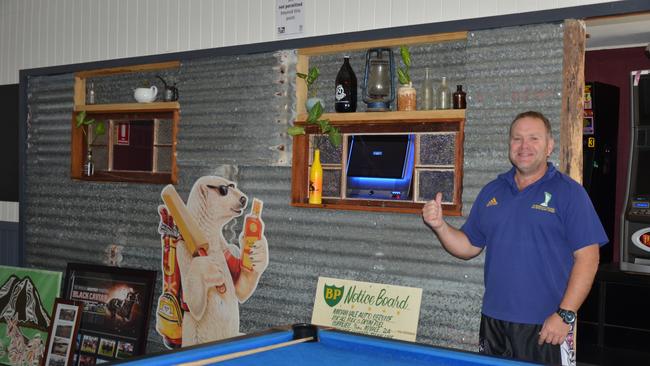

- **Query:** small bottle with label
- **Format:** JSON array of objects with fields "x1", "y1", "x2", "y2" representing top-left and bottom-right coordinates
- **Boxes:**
[
  {"x1": 84, "y1": 150, "x2": 94, "y2": 176},
  {"x1": 453, "y1": 85, "x2": 467, "y2": 109},
  {"x1": 309, "y1": 149, "x2": 323, "y2": 204},
  {"x1": 87, "y1": 82, "x2": 96, "y2": 105},
  {"x1": 335, "y1": 56, "x2": 357, "y2": 112},
  {"x1": 241, "y1": 198, "x2": 263, "y2": 271}
]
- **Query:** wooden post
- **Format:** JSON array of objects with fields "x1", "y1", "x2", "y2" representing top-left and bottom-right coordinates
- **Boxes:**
[{"x1": 560, "y1": 19, "x2": 586, "y2": 184}]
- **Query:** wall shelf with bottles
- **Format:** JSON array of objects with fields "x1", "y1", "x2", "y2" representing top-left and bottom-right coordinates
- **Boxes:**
[
  {"x1": 292, "y1": 32, "x2": 468, "y2": 214},
  {"x1": 70, "y1": 61, "x2": 180, "y2": 184},
  {"x1": 291, "y1": 111, "x2": 465, "y2": 215}
]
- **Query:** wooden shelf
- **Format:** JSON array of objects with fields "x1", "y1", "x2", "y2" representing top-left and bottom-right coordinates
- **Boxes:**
[
  {"x1": 292, "y1": 199, "x2": 460, "y2": 215},
  {"x1": 295, "y1": 110, "x2": 465, "y2": 125},
  {"x1": 74, "y1": 102, "x2": 180, "y2": 113},
  {"x1": 292, "y1": 32, "x2": 468, "y2": 215},
  {"x1": 73, "y1": 171, "x2": 173, "y2": 184},
  {"x1": 291, "y1": 114, "x2": 464, "y2": 215},
  {"x1": 71, "y1": 61, "x2": 181, "y2": 185}
]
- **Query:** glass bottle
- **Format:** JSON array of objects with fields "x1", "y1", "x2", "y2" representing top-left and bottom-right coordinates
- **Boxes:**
[
  {"x1": 335, "y1": 56, "x2": 357, "y2": 112},
  {"x1": 241, "y1": 198, "x2": 263, "y2": 271},
  {"x1": 437, "y1": 77, "x2": 451, "y2": 109},
  {"x1": 453, "y1": 85, "x2": 467, "y2": 109},
  {"x1": 84, "y1": 149, "x2": 94, "y2": 177},
  {"x1": 422, "y1": 68, "x2": 435, "y2": 110},
  {"x1": 309, "y1": 149, "x2": 323, "y2": 204},
  {"x1": 87, "y1": 82, "x2": 96, "y2": 105}
]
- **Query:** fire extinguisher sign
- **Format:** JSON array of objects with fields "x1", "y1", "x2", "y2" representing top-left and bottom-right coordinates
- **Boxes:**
[{"x1": 117, "y1": 122, "x2": 130, "y2": 145}]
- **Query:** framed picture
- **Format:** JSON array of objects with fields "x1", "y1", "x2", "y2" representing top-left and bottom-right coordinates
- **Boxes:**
[
  {"x1": 0, "y1": 265, "x2": 62, "y2": 366},
  {"x1": 63, "y1": 263, "x2": 157, "y2": 364},
  {"x1": 43, "y1": 298, "x2": 83, "y2": 366}
]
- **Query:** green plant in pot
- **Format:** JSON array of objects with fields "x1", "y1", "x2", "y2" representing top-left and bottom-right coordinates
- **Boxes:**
[
  {"x1": 297, "y1": 66, "x2": 324, "y2": 111},
  {"x1": 396, "y1": 45, "x2": 416, "y2": 111},
  {"x1": 75, "y1": 110, "x2": 106, "y2": 176}
]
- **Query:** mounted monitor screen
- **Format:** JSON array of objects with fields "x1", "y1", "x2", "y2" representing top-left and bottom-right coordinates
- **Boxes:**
[
  {"x1": 347, "y1": 135, "x2": 410, "y2": 178},
  {"x1": 346, "y1": 134, "x2": 415, "y2": 200}
]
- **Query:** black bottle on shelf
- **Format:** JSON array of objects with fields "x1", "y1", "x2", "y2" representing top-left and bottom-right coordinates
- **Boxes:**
[
  {"x1": 335, "y1": 56, "x2": 357, "y2": 112},
  {"x1": 453, "y1": 85, "x2": 467, "y2": 109}
]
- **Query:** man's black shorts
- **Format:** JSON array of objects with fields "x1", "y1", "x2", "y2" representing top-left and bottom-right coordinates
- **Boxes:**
[{"x1": 479, "y1": 314, "x2": 574, "y2": 365}]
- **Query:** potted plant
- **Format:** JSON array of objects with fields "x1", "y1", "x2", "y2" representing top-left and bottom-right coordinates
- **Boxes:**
[
  {"x1": 297, "y1": 66, "x2": 324, "y2": 111},
  {"x1": 397, "y1": 45, "x2": 416, "y2": 111},
  {"x1": 75, "y1": 111, "x2": 106, "y2": 176}
]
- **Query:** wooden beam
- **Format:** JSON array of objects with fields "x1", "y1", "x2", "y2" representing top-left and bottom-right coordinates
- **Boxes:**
[
  {"x1": 74, "y1": 102, "x2": 180, "y2": 113},
  {"x1": 294, "y1": 109, "x2": 465, "y2": 124},
  {"x1": 298, "y1": 31, "x2": 468, "y2": 56},
  {"x1": 296, "y1": 54, "x2": 309, "y2": 115},
  {"x1": 75, "y1": 61, "x2": 180, "y2": 78},
  {"x1": 560, "y1": 19, "x2": 586, "y2": 184}
]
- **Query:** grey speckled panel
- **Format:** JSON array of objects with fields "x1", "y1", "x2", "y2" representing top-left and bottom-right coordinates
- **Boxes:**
[{"x1": 24, "y1": 23, "x2": 564, "y2": 353}]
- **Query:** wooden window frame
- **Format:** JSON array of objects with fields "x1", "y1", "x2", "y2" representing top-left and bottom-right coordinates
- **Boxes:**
[
  {"x1": 291, "y1": 110, "x2": 465, "y2": 215},
  {"x1": 70, "y1": 62, "x2": 180, "y2": 184}
]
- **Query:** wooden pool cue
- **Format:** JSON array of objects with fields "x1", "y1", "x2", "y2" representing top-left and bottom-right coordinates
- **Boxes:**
[
  {"x1": 178, "y1": 336, "x2": 314, "y2": 366},
  {"x1": 161, "y1": 184, "x2": 226, "y2": 294}
]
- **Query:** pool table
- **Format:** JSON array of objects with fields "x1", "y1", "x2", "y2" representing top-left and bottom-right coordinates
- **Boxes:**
[{"x1": 118, "y1": 324, "x2": 539, "y2": 365}]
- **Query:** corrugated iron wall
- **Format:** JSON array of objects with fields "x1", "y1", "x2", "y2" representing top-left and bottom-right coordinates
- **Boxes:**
[{"x1": 24, "y1": 22, "x2": 564, "y2": 353}]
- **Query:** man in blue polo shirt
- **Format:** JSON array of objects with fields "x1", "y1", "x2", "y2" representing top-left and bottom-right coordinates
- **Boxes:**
[{"x1": 422, "y1": 111, "x2": 607, "y2": 365}]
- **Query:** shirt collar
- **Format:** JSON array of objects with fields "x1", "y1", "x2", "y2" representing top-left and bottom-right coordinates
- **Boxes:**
[{"x1": 499, "y1": 162, "x2": 556, "y2": 193}]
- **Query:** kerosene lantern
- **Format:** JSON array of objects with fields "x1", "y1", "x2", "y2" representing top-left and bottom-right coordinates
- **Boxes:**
[{"x1": 362, "y1": 48, "x2": 395, "y2": 111}]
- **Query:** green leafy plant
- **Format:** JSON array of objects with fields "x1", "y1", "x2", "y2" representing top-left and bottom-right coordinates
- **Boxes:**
[
  {"x1": 75, "y1": 110, "x2": 106, "y2": 147},
  {"x1": 296, "y1": 66, "x2": 320, "y2": 98},
  {"x1": 397, "y1": 45, "x2": 412, "y2": 85},
  {"x1": 287, "y1": 101, "x2": 341, "y2": 148}
]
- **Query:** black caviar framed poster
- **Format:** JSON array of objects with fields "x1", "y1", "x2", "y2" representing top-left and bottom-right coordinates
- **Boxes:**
[{"x1": 63, "y1": 263, "x2": 157, "y2": 365}]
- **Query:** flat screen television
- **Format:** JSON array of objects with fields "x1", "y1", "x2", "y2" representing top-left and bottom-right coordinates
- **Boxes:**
[{"x1": 346, "y1": 134, "x2": 415, "y2": 200}]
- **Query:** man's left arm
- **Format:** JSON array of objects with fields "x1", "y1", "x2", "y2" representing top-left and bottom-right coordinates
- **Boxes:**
[{"x1": 538, "y1": 243, "x2": 600, "y2": 345}]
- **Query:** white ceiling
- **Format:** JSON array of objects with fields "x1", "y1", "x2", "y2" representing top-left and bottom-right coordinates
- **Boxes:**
[{"x1": 586, "y1": 12, "x2": 650, "y2": 50}]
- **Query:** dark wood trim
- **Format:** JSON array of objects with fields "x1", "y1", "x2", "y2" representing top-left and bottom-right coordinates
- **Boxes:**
[
  {"x1": 292, "y1": 200, "x2": 462, "y2": 216},
  {"x1": 73, "y1": 171, "x2": 173, "y2": 184}
]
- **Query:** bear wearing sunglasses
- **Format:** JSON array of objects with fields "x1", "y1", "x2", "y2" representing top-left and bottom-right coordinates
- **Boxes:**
[{"x1": 157, "y1": 176, "x2": 269, "y2": 347}]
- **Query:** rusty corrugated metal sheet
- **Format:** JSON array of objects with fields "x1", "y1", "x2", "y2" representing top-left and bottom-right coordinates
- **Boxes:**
[{"x1": 24, "y1": 23, "x2": 564, "y2": 352}]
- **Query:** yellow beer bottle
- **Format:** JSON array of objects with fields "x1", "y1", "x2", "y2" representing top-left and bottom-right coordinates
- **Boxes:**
[
  {"x1": 309, "y1": 149, "x2": 323, "y2": 204},
  {"x1": 241, "y1": 198, "x2": 263, "y2": 270}
]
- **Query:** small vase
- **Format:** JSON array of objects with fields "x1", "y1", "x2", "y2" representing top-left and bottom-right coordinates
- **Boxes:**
[
  {"x1": 397, "y1": 83, "x2": 416, "y2": 111},
  {"x1": 84, "y1": 149, "x2": 95, "y2": 177},
  {"x1": 306, "y1": 97, "x2": 324, "y2": 112}
]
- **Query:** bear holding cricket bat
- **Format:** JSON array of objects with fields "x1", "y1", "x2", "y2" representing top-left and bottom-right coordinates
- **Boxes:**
[{"x1": 156, "y1": 176, "x2": 269, "y2": 347}]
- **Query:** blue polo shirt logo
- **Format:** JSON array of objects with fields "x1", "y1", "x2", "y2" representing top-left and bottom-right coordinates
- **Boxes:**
[
  {"x1": 532, "y1": 192, "x2": 555, "y2": 213},
  {"x1": 486, "y1": 197, "x2": 498, "y2": 207}
]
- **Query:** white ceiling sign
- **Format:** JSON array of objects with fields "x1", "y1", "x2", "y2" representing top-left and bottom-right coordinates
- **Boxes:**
[{"x1": 276, "y1": 0, "x2": 304, "y2": 38}]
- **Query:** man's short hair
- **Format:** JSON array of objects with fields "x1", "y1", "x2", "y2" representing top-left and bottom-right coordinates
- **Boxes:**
[{"x1": 510, "y1": 111, "x2": 552, "y2": 138}]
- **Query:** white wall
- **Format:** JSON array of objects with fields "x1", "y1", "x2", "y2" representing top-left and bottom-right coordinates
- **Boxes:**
[
  {"x1": 0, "y1": 0, "x2": 618, "y2": 85},
  {"x1": 0, "y1": 0, "x2": 618, "y2": 222}
]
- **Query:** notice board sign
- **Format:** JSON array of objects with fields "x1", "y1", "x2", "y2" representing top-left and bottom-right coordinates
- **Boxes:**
[{"x1": 311, "y1": 276, "x2": 422, "y2": 341}]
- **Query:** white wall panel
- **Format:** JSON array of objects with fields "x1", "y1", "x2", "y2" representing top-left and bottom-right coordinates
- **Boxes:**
[
  {"x1": 0, "y1": 0, "x2": 622, "y2": 84},
  {"x1": 390, "y1": 0, "x2": 409, "y2": 27},
  {"x1": 259, "y1": 0, "x2": 275, "y2": 42},
  {"x1": 313, "y1": 0, "x2": 331, "y2": 36},
  {"x1": 358, "y1": 0, "x2": 375, "y2": 30},
  {"x1": 461, "y1": 0, "x2": 481, "y2": 20}
]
